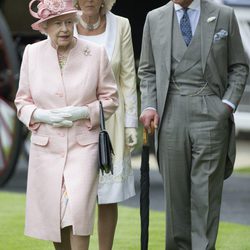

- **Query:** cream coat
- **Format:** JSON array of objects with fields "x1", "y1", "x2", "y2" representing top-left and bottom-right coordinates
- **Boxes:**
[
  {"x1": 75, "y1": 13, "x2": 138, "y2": 203},
  {"x1": 76, "y1": 13, "x2": 138, "y2": 203},
  {"x1": 15, "y1": 38, "x2": 118, "y2": 242},
  {"x1": 98, "y1": 14, "x2": 138, "y2": 203}
]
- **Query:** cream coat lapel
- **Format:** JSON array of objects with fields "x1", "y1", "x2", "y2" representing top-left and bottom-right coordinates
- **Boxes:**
[
  {"x1": 201, "y1": 0, "x2": 219, "y2": 73},
  {"x1": 105, "y1": 12, "x2": 117, "y2": 61}
]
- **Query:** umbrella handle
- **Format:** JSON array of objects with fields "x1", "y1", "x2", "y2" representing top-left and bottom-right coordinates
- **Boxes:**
[
  {"x1": 143, "y1": 128, "x2": 148, "y2": 145},
  {"x1": 143, "y1": 121, "x2": 155, "y2": 145}
]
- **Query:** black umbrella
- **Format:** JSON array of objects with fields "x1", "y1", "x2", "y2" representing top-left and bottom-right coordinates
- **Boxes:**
[{"x1": 140, "y1": 127, "x2": 151, "y2": 250}]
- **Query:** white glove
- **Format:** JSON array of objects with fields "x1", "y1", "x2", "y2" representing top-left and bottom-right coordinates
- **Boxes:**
[
  {"x1": 32, "y1": 108, "x2": 73, "y2": 127},
  {"x1": 52, "y1": 106, "x2": 89, "y2": 122},
  {"x1": 125, "y1": 128, "x2": 138, "y2": 149}
]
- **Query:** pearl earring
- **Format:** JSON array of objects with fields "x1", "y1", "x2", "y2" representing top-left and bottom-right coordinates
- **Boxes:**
[
  {"x1": 101, "y1": 3, "x2": 104, "y2": 8},
  {"x1": 74, "y1": 2, "x2": 79, "y2": 8}
]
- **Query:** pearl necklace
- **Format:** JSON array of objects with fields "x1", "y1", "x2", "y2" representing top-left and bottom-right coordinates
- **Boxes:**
[
  {"x1": 58, "y1": 53, "x2": 67, "y2": 69},
  {"x1": 57, "y1": 39, "x2": 76, "y2": 69},
  {"x1": 79, "y1": 16, "x2": 101, "y2": 31}
]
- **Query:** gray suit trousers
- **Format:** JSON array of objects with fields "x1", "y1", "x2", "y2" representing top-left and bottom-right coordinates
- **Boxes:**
[{"x1": 158, "y1": 93, "x2": 230, "y2": 250}]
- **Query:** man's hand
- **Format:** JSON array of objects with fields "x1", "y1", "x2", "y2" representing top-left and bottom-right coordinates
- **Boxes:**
[{"x1": 139, "y1": 109, "x2": 159, "y2": 134}]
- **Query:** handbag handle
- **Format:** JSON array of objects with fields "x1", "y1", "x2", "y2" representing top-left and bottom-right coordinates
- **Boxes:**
[{"x1": 99, "y1": 101, "x2": 105, "y2": 131}]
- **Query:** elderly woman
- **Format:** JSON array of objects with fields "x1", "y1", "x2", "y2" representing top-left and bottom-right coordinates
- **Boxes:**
[
  {"x1": 14, "y1": 0, "x2": 118, "y2": 249},
  {"x1": 73, "y1": 0, "x2": 138, "y2": 249}
]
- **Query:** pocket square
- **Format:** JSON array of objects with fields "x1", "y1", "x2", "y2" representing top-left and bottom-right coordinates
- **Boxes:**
[{"x1": 214, "y1": 29, "x2": 228, "y2": 42}]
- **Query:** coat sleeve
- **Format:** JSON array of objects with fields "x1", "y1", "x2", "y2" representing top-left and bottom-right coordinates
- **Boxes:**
[
  {"x1": 87, "y1": 46, "x2": 118, "y2": 128},
  {"x1": 222, "y1": 9, "x2": 249, "y2": 108},
  {"x1": 119, "y1": 18, "x2": 138, "y2": 128},
  {"x1": 14, "y1": 45, "x2": 40, "y2": 131},
  {"x1": 138, "y1": 13, "x2": 157, "y2": 113}
]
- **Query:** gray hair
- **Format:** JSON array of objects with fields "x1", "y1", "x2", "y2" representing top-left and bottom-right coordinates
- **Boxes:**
[
  {"x1": 73, "y1": 0, "x2": 116, "y2": 15},
  {"x1": 38, "y1": 15, "x2": 79, "y2": 35}
]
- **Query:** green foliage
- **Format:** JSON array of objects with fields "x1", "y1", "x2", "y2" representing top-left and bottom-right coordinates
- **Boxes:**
[
  {"x1": 217, "y1": 222, "x2": 250, "y2": 250},
  {"x1": 0, "y1": 192, "x2": 53, "y2": 250},
  {"x1": 0, "y1": 192, "x2": 250, "y2": 250},
  {"x1": 234, "y1": 167, "x2": 250, "y2": 175}
]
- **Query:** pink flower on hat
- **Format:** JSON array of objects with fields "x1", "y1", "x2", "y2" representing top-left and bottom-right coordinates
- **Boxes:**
[
  {"x1": 37, "y1": 0, "x2": 66, "y2": 18},
  {"x1": 37, "y1": 7, "x2": 51, "y2": 18},
  {"x1": 44, "y1": 0, "x2": 66, "y2": 13},
  {"x1": 29, "y1": 0, "x2": 79, "y2": 31}
]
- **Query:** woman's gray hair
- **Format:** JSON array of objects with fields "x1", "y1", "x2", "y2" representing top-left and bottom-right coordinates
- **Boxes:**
[
  {"x1": 73, "y1": 0, "x2": 117, "y2": 15},
  {"x1": 38, "y1": 15, "x2": 79, "y2": 35}
]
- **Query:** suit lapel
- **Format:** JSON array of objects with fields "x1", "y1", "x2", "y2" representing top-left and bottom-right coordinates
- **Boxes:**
[
  {"x1": 159, "y1": 2, "x2": 174, "y2": 76},
  {"x1": 201, "y1": 0, "x2": 219, "y2": 73}
]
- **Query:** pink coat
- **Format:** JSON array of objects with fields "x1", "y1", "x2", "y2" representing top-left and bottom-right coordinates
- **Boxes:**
[{"x1": 15, "y1": 38, "x2": 118, "y2": 242}]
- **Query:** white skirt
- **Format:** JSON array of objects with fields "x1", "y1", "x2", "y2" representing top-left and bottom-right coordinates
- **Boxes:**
[
  {"x1": 97, "y1": 154, "x2": 135, "y2": 204},
  {"x1": 60, "y1": 182, "x2": 73, "y2": 228}
]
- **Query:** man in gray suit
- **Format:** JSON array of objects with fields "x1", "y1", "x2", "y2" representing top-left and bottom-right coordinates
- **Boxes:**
[{"x1": 139, "y1": 0, "x2": 249, "y2": 249}]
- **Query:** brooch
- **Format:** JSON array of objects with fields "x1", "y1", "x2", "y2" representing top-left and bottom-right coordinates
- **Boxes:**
[{"x1": 83, "y1": 47, "x2": 91, "y2": 56}]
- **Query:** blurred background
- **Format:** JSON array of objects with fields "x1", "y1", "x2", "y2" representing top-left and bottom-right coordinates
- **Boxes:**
[{"x1": 0, "y1": 0, "x2": 250, "y2": 225}]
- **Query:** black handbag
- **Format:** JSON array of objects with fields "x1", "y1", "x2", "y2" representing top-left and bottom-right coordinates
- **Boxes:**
[{"x1": 98, "y1": 101, "x2": 114, "y2": 175}]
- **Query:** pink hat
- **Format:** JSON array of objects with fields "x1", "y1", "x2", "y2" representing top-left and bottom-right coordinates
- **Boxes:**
[{"x1": 29, "y1": 0, "x2": 79, "y2": 31}]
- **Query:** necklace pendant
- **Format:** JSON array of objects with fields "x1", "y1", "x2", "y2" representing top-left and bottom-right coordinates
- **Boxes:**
[
  {"x1": 79, "y1": 16, "x2": 101, "y2": 31},
  {"x1": 87, "y1": 23, "x2": 95, "y2": 31}
]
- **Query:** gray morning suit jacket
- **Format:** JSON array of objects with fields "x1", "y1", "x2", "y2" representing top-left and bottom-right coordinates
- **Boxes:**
[{"x1": 139, "y1": 0, "x2": 249, "y2": 179}]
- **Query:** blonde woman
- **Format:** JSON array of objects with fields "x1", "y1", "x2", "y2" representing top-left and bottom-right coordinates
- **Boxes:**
[
  {"x1": 15, "y1": 0, "x2": 118, "y2": 249},
  {"x1": 73, "y1": 0, "x2": 138, "y2": 249}
]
